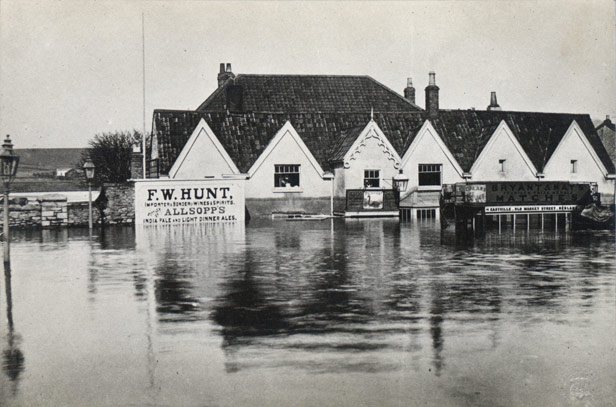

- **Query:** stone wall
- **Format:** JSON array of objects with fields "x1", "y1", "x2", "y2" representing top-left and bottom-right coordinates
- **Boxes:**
[
  {"x1": 1, "y1": 193, "x2": 104, "y2": 228},
  {"x1": 101, "y1": 183, "x2": 135, "y2": 224},
  {"x1": 67, "y1": 201, "x2": 102, "y2": 226},
  {"x1": 5, "y1": 197, "x2": 42, "y2": 228}
]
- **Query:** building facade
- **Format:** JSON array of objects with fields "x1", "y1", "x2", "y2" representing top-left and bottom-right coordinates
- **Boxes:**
[{"x1": 148, "y1": 64, "x2": 615, "y2": 218}]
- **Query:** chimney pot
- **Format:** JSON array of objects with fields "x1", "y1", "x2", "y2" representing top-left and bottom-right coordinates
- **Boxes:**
[
  {"x1": 425, "y1": 72, "x2": 439, "y2": 118},
  {"x1": 404, "y1": 77, "x2": 416, "y2": 104},
  {"x1": 217, "y1": 62, "x2": 235, "y2": 88},
  {"x1": 606, "y1": 115, "x2": 611, "y2": 121},
  {"x1": 487, "y1": 91, "x2": 502, "y2": 111}
]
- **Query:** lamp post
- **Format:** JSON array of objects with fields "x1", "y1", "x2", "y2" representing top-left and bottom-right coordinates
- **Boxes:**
[
  {"x1": 392, "y1": 169, "x2": 409, "y2": 195},
  {"x1": 83, "y1": 159, "x2": 96, "y2": 231},
  {"x1": 392, "y1": 169, "x2": 409, "y2": 212},
  {"x1": 0, "y1": 136, "x2": 19, "y2": 265}
]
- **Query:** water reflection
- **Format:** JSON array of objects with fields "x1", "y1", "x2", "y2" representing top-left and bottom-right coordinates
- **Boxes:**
[
  {"x1": 3, "y1": 262, "x2": 25, "y2": 395},
  {"x1": 4, "y1": 221, "x2": 613, "y2": 406},
  {"x1": 207, "y1": 220, "x2": 615, "y2": 377}
]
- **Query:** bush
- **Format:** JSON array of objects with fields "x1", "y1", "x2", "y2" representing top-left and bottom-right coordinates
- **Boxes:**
[{"x1": 80, "y1": 131, "x2": 149, "y2": 185}]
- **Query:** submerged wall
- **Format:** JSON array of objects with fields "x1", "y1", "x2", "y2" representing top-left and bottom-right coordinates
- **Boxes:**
[{"x1": 0, "y1": 194, "x2": 102, "y2": 228}]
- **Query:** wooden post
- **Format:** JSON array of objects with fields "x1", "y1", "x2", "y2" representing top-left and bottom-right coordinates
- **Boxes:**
[
  {"x1": 513, "y1": 214, "x2": 516, "y2": 233},
  {"x1": 565, "y1": 212, "x2": 570, "y2": 231},
  {"x1": 498, "y1": 214, "x2": 502, "y2": 234},
  {"x1": 527, "y1": 213, "x2": 530, "y2": 232},
  {"x1": 555, "y1": 213, "x2": 558, "y2": 232},
  {"x1": 541, "y1": 213, "x2": 544, "y2": 230}
]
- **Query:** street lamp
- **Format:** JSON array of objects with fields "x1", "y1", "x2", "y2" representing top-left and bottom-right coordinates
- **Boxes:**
[
  {"x1": 392, "y1": 169, "x2": 409, "y2": 209},
  {"x1": 0, "y1": 135, "x2": 19, "y2": 265},
  {"x1": 83, "y1": 159, "x2": 96, "y2": 231},
  {"x1": 392, "y1": 169, "x2": 409, "y2": 193}
]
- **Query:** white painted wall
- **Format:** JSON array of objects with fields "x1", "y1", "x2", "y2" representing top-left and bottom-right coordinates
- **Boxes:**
[
  {"x1": 543, "y1": 123, "x2": 614, "y2": 197},
  {"x1": 471, "y1": 124, "x2": 537, "y2": 182},
  {"x1": 172, "y1": 127, "x2": 238, "y2": 179},
  {"x1": 339, "y1": 124, "x2": 401, "y2": 196},
  {"x1": 246, "y1": 127, "x2": 331, "y2": 199},
  {"x1": 169, "y1": 119, "x2": 239, "y2": 179},
  {"x1": 400, "y1": 122, "x2": 464, "y2": 190}
]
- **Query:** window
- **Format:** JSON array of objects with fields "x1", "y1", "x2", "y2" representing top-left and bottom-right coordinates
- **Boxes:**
[
  {"x1": 571, "y1": 159, "x2": 577, "y2": 173},
  {"x1": 499, "y1": 159, "x2": 506, "y2": 173},
  {"x1": 364, "y1": 169, "x2": 380, "y2": 188},
  {"x1": 418, "y1": 164, "x2": 442, "y2": 186},
  {"x1": 274, "y1": 165, "x2": 300, "y2": 188}
]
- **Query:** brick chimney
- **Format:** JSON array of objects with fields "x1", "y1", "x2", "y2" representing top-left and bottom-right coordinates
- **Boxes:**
[
  {"x1": 404, "y1": 78, "x2": 415, "y2": 104},
  {"x1": 217, "y1": 62, "x2": 235, "y2": 87},
  {"x1": 425, "y1": 72, "x2": 439, "y2": 118},
  {"x1": 487, "y1": 91, "x2": 502, "y2": 111}
]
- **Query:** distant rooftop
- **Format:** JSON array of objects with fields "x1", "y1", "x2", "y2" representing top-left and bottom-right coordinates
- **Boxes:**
[{"x1": 197, "y1": 73, "x2": 422, "y2": 113}]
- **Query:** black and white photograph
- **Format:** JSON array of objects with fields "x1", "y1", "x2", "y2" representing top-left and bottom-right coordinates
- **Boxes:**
[{"x1": 0, "y1": 1, "x2": 614, "y2": 406}]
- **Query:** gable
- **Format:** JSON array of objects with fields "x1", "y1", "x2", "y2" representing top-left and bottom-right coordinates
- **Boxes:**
[
  {"x1": 247, "y1": 121, "x2": 325, "y2": 178},
  {"x1": 401, "y1": 120, "x2": 464, "y2": 178},
  {"x1": 343, "y1": 121, "x2": 402, "y2": 170},
  {"x1": 470, "y1": 121, "x2": 538, "y2": 180},
  {"x1": 168, "y1": 119, "x2": 239, "y2": 179},
  {"x1": 543, "y1": 121, "x2": 609, "y2": 178}
]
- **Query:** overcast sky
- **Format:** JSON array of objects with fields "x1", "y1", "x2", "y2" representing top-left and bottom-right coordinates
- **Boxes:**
[{"x1": 0, "y1": 0, "x2": 614, "y2": 148}]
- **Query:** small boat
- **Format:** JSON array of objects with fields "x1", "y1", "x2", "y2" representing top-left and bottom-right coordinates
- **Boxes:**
[
  {"x1": 571, "y1": 203, "x2": 615, "y2": 230},
  {"x1": 286, "y1": 214, "x2": 330, "y2": 221}
]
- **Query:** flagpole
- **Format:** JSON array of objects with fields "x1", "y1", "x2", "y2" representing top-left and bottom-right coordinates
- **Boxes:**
[{"x1": 142, "y1": 12, "x2": 146, "y2": 178}]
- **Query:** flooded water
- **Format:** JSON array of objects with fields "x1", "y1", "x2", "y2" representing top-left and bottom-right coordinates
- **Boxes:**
[{"x1": 0, "y1": 219, "x2": 614, "y2": 407}]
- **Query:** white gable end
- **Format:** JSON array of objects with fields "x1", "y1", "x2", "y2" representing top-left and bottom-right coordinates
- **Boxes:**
[
  {"x1": 340, "y1": 121, "x2": 403, "y2": 190},
  {"x1": 400, "y1": 120, "x2": 464, "y2": 187},
  {"x1": 169, "y1": 119, "x2": 239, "y2": 179},
  {"x1": 543, "y1": 121, "x2": 612, "y2": 193},
  {"x1": 470, "y1": 121, "x2": 537, "y2": 181},
  {"x1": 246, "y1": 121, "x2": 331, "y2": 199}
]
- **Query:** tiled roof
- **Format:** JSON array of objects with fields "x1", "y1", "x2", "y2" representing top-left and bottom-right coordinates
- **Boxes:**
[
  {"x1": 153, "y1": 110, "x2": 615, "y2": 176},
  {"x1": 154, "y1": 110, "x2": 425, "y2": 174},
  {"x1": 197, "y1": 74, "x2": 422, "y2": 113},
  {"x1": 154, "y1": 110, "x2": 615, "y2": 178},
  {"x1": 423, "y1": 110, "x2": 613, "y2": 173},
  {"x1": 328, "y1": 126, "x2": 365, "y2": 163}
]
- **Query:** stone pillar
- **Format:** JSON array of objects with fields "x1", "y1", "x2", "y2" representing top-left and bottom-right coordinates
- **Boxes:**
[
  {"x1": 39, "y1": 194, "x2": 68, "y2": 228},
  {"x1": 131, "y1": 145, "x2": 144, "y2": 180}
]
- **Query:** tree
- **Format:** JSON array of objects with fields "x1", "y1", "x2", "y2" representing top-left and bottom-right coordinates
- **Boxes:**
[{"x1": 80, "y1": 130, "x2": 149, "y2": 185}]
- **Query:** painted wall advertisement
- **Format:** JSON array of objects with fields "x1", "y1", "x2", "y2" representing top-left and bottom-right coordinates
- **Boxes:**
[
  {"x1": 135, "y1": 180, "x2": 245, "y2": 225},
  {"x1": 484, "y1": 182, "x2": 590, "y2": 204}
]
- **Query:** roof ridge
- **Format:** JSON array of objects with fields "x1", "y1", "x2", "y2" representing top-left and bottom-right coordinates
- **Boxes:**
[
  {"x1": 364, "y1": 75, "x2": 423, "y2": 111},
  {"x1": 234, "y1": 73, "x2": 372, "y2": 78},
  {"x1": 154, "y1": 109, "x2": 198, "y2": 113}
]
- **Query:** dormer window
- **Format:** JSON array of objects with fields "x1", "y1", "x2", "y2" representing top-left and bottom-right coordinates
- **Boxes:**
[
  {"x1": 499, "y1": 159, "x2": 506, "y2": 173},
  {"x1": 571, "y1": 159, "x2": 577, "y2": 173}
]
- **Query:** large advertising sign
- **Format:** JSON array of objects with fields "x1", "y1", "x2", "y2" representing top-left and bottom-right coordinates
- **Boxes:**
[
  {"x1": 449, "y1": 182, "x2": 591, "y2": 205},
  {"x1": 135, "y1": 179, "x2": 245, "y2": 225},
  {"x1": 484, "y1": 182, "x2": 590, "y2": 204}
]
